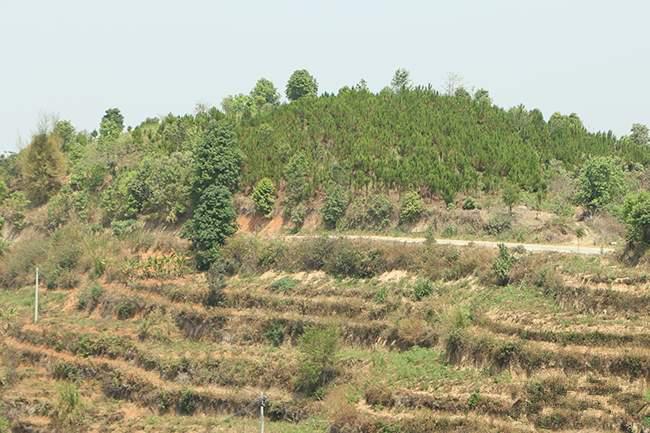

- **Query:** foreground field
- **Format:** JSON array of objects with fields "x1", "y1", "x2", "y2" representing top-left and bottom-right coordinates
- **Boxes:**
[{"x1": 1, "y1": 239, "x2": 649, "y2": 433}]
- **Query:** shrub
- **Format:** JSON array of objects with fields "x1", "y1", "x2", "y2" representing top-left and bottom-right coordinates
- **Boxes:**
[
  {"x1": 399, "y1": 191, "x2": 424, "y2": 225},
  {"x1": 263, "y1": 320, "x2": 286, "y2": 347},
  {"x1": 321, "y1": 184, "x2": 348, "y2": 229},
  {"x1": 115, "y1": 299, "x2": 138, "y2": 320},
  {"x1": 295, "y1": 326, "x2": 340, "y2": 396},
  {"x1": 270, "y1": 276, "x2": 297, "y2": 293},
  {"x1": 110, "y1": 219, "x2": 137, "y2": 237},
  {"x1": 412, "y1": 278, "x2": 434, "y2": 300},
  {"x1": 0, "y1": 191, "x2": 29, "y2": 231},
  {"x1": 467, "y1": 390, "x2": 481, "y2": 409},
  {"x1": 493, "y1": 244, "x2": 515, "y2": 286},
  {"x1": 367, "y1": 194, "x2": 393, "y2": 230},
  {"x1": 251, "y1": 177, "x2": 276, "y2": 216},
  {"x1": 0, "y1": 234, "x2": 47, "y2": 287},
  {"x1": 483, "y1": 214, "x2": 512, "y2": 235},
  {"x1": 53, "y1": 383, "x2": 85, "y2": 431},
  {"x1": 77, "y1": 283, "x2": 104, "y2": 311},
  {"x1": 289, "y1": 203, "x2": 307, "y2": 232},
  {"x1": 576, "y1": 156, "x2": 625, "y2": 214},
  {"x1": 462, "y1": 197, "x2": 478, "y2": 210},
  {"x1": 502, "y1": 183, "x2": 521, "y2": 214},
  {"x1": 622, "y1": 191, "x2": 650, "y2": 243},
  {"x1": 204, "y1": 258, "x2": 226, "y2": 307},
  {"x1": 177, "y1": 389, "x2": 198, "y2": 415}
]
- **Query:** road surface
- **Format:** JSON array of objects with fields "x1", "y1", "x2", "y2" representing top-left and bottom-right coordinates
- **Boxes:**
[{"x1": 287, "y1": 234, "x2": 614, "y2": 256}]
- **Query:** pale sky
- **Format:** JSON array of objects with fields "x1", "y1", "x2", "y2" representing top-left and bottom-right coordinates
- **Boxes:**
[{"x1": 1, "y1": 0, "x2": 648, "y2": 152}]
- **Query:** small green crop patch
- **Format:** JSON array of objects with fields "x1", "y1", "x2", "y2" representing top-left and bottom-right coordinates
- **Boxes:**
[
  {"x1": 343, "y1": 347, "x2": 478, "y2": 389},
  {"x1": 270, "y1": 276, "x2": 298, "y2": 293}
]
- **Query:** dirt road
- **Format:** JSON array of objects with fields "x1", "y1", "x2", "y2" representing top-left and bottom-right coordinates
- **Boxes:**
[{"x1": 287, "y1": 234, "x2": 614, "y2": 256}]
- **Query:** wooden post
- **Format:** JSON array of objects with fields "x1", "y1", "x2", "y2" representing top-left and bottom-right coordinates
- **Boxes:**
[{"x1": 34, "y1": 267, "x2": 39, "y2": 323}]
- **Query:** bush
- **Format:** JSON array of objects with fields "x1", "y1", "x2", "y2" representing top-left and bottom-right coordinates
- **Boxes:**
[
  {"x1": 77, "y1": 283, "x2": 104, "y2": 311},
  {"x1": 462, "y1": 197, "x2": 478, "y2": 210},
  {"x1": 576, "y1": 156, "x2": 625, "y2": 214},
  {"x1": 321, "y1": 184, "x2": 348, "y2": 229},
  {"x1": 0, "y1": 191, "x2": 29, "y2": 231},
  {"x1": 53, "y1": 383, "x2": 85, "y2": 431},
  {"x1": 622, "y1": 191, "x2": 650, "y2": 243},
  {"x1": 270, "y1": 276, "x2": 297, "y2": 293},
  {"x1": 493, "y1": 244, "x2": 515, "y2": 286},
  {"x1": 204, "y1": 257, "x2": 227, "y2": 307},
  {"x1": 110, "y1": 219, "x2": 137, "y2": 237},
  {"x1": 295, "y1": 326, "x2": 340, "y2": 396},
  {"x1": 251, "y1": 177, "x2": 276, "y2": 217},
  {"x1": 263, "y1": 320, "x2": 286, "y2": 347},
  {"x1": 177, "y1": 389, "x2": 198, "y2": 415},
  {"x1": 367, "y1": 194, "x2": 393, "y2": 230},
  {"x1": 116, "y1": 299, "x2": 138, "y2": 320},
  {"x1": 399, "y1": 191, "x2": 424, "y2": 225},
  {"x1": 289, "y1": 203, "x2": 307, "y2": 232},
  {"x1": 467, "y1": 390, "x2": 481, "y2": 409},
  {"x1": 483, "y1": 214, "x2": 512, "y2": 235},
  {"x1": 412, "y1": 278, "x2": 434, "y2": 300}
]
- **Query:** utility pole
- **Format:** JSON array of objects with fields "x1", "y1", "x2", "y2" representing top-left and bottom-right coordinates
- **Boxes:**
[
  {"x1": 259, "y1": 393, "x2": 267, "y2": 433},
  {"x1": 34, "y1": 267, "x2": 39, "y2": 323}
]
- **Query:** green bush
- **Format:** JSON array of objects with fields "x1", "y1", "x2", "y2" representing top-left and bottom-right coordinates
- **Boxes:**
[
  {"x1": 0, "y1": 191, "x2": 29, "y2": 231},
  {"x1": 270, "y1": 276, "x2": 298, "y2": 293},
  {"x1": 367, "y1": 194, "x2": 393, "y2": 229},
  {"x1": 110, "y1": 219, "x2": 137, "y2": 237},
  {"x1": 462, "y1": 197, "x2": 478, "y2": 210},
  {"x1": 412, "y1": 278, "x2": 434, "y2": 300},
  {"x1": 399, "y1": 191, "x2": 424, "y2": 225},
  {"x1": 295, "y1": 326, "x2": 340, "y2": 396},
  {"x1": 77, "y1": 283, "x2": 104, "y2": 311},
  {"x1": 289, "y1": 203, "x2": 307, "y2": 232},
  {"x1": 177, "y1": 389, "x2": 198, "y2": 415},
  {"x1": 483, "y1": 214, "x2": 512, "y2": 235},
  {"x1": 0, "y1": 416, "x2": 9, "y2": 433},
  {"x1": 576, "y1": 156, "x2": 625, "y2": 214},
  {"x1": 251, "y1": 177, "x2": 276, "y2": 216},
  {"x1": 116, "y1": 299, "x2": 138, "y2": 320},
  {"x1": 263, "y1": 320, "x2": 286, "y2": 347},
  {"x1": 321, "y1": 184, "x2": 348, "y2": 229},
  {"x1": 467, "y1": 390, "x2": 481, "y2": 409},
  {"x1": 53, "y1": 383, "x2": 85, "y2": 431},
  {"x1": 622, "y1": 191, "x2": 650, "y2": 243},
  {"x1": 205, "y1": 258, "x2": 226, "y2": 307},
  {"x1": 493, "y1": 244, "x2": 515, "y2": 286}
]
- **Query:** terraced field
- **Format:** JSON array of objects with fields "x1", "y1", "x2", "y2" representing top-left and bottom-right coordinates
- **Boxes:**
[{"x1": 1, "y1": 243, "x2": 649, "y2": 432}]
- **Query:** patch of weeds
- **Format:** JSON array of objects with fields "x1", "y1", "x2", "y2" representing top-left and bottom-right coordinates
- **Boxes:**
[
  {"x1": 53, "y1": 382, "x2": 85, "y2": 431},
  {"x1": 264, "y1": 320, "x2": 286, "y2": 347},
  {"x1": 467, "y1": 389, "x2": 481, "y2": 409},
  {"x1": 77, "y1": 283, "x2": 104, "y2": 311},
  {"x1": 177, "y1": 389, "x2": 198, "y2": 415},
  {"x1": 115, "y1": 299, "x2": 138, "y2": 320},
  {"x1": 412, "y1": 278, "x2": 434, "y2": 301},
  {"x1": 374, "y1": 286, "x2": 388, "y2": 303},
  {"x1": 270, "y1": 277, "x2": 298, "y2": 293}
]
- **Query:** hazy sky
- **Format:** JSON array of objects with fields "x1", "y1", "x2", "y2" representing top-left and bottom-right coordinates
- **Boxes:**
[{"x1": 1, "y1": 0, "x2": 648, "y2": 152}]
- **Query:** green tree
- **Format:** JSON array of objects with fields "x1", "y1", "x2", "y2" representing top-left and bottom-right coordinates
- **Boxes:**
[
  {"x1": 295, "y1": 326, "x2": 340, "y2": 396},
  {"x1": 251, "y1": 78, "x2": 280, "y2": 106},
  {"x1": 20, "y1": 132, "x2": 65, "y2": 206},
  {"x1": 629, "y1": 123, "x2": 649, "y2": 146},
  {"x1": 192, "y1": 121, "x2": 242, "y2": 196},
  {"x1": 622, "y1": 191, "x2": 650, "y2": 243},
  {"x1": 188, "y1": 121, "x2": 241, "y2": 269},
  {"x1": 321, "y1": 183, "x2": 348, "y2": 229},
  {"x1": 251, "y1": 177, "x2": 276, "y2": 216},
  {"x1": 53, "y1": 120, "x2": 76, "y2": 152},
  {"x1": 575, "y1": 156, "x2": 625, "y2": 214},
  {"x1": 502, "y1": 183, "x2": 521, "y2": 215},
  {"x1": 98, "y1": 108, "x2": 124, "y2": 143},
  {"x1": 187, "y1": 185, "x2": 237, "y2": 270},
  {"x1": 286, "y1": 69, "x2": 318, "y2": 101},
  {"x1": 284, "y1": 152, "x2": 310, "y2": 207},
  {"x1": 221, "y1": 94, "x2": 256, "y2": 122},
  {"x1": 390, "y1": 68, "x2": 411, "y2": 92}
]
